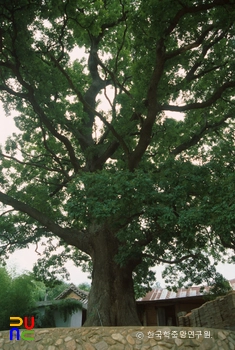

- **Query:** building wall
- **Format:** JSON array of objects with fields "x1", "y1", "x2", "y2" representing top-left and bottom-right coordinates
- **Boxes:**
[
  {"x1": 137, "y1": 298, "x2": 206, "y2": 327},
  {"x1": 63, "y1": 291, "x2": 82, "y2": 300},
  {"x1": 54, "y1": 309, "x2": 83, "y2": 327},
  {"x1": 70, "y1": 310, "x2": 83, "y2": 327},
  {"x1": 179, "y1": 291, "x2": 235, "y2": 330}
]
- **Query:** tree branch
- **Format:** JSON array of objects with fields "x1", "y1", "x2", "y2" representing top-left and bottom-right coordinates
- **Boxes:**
[
  {"x1": 187, "y1": 62, "x2": 228, "y2": 83},
  {"x1": 27, "y1": 92, "x2": 81, "y2": 173},
  {"x1": 142, "y1": 253, "x2": 199, "y2": 264},
  {"x1": 40, "y1": 121, "x2": 70, "y2": 178},
  {"x1": 171, "y1": 112, "x2": 232, "y2": 156},
  {"x1": 0, "y1": 151, "x2": 63, "y2": 174},
  {"x1": 128, "y1": 39, "x2": 166, "y2": 171},
  {"x1": 185, "y1": 27, "x2": 231, "y2": 82},
  {"x1": 97, "y1": 57, "x2": 132, "y2": 98},
  {"x1": 163, "y1": 81, "x2": 235, "y2": 112},
  {"x1": 0, "y1": 59, "x2": 81, "y2": 173},
  {"x1": 219, "y1": 235, "x2": 235, "y2": 251},
  {"x1": 0, "y1": 209, "x2": 15, "y2": 217},
  {"x1": 49, "y1": 53, "x2": 130, "y2": 161},
  {"x1": 164, "y1": 0, "x2": 232, "y2": 37},
  {"x1": 165, "y1": 25, "x2": 214, "y2": 60},
  {"x1": 0, "y1": 191, "x2": 91, "y2": 255},
  {"x1": 0, "y1": 83, "x2": 28, "y2": 99},
  {"x1": 91, "y1": 141, "x2": 120, "y2": 170}
]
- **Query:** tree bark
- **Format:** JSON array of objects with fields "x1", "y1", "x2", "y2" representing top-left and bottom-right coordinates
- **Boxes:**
[{"x1": 84, "y1": 232, "x2": 141, "y2": 326}]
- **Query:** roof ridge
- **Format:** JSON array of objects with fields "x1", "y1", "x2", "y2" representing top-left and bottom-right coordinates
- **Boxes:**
[
  {"x1": 137, "y1": 278, "x2": 235, "y2": 302},
  {"x1": 54, "y1": 283, "x2": 88, "y2": 300}
]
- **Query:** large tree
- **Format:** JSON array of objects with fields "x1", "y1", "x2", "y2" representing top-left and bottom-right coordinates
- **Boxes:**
[{"x1": 0, "y1": 0, "x2": 235, "y2": 326}]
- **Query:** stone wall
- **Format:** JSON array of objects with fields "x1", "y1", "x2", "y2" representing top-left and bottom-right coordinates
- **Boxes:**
[
  {"x1": 179, "y1": 291, "x2": 235, "y2": 330},
  {"x1": 1, "y1": 326, "x2": 235, "y2": 350}
]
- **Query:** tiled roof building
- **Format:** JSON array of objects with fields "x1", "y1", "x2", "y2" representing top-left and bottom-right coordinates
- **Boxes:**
[
  {"x1": 136, "y1": 279, "x2": 235, "y2": 327},
  {"x1": 54, "y1": 283, "x2": 88, "y2": 306}
]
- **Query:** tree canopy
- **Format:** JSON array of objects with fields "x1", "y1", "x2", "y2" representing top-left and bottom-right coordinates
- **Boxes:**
[{"x1": 0, "y1": 0, "x2": 235, "y2": 326}]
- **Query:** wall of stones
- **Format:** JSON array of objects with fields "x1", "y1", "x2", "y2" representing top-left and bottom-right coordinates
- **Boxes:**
[
  {"x1": 1, "y1": 326, "x2": 235, "y2": 350},
  {"x1": 179, "y1": 291, "x2": 235, "y2": 330}
]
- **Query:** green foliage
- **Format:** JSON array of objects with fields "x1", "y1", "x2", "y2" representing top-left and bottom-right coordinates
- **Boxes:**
[
  {"x1": 0, "y1": 265, "x2": 84, "y2": 329},
  {"x1": 0, "y1": 0, "x2": 235, "y2": 325},
  {"x1": 37, "y1": 299, "x2": 83, "y2": 328},
  {"x1": 0, "y1": 267, "x2": 37, "y2": 330},
  {"x1": 201, "y1": 274, "x2": 233, "y2": 301},
  {"x1": 46, "y1": 282, "x2": 70, "y2": 300},
  {"x1": 78, "y1": 282, "x2": 91, "y2": 293},
  {"x1": 0, "y1": 267, "x2": 11, "y2": 330},
  {"x1": 65, "y1": 169, "x2": 157, "y2": 227},
  {"x1": 133, "y1": 264, "x2": 156, "y2": 299},
  {"x1": 33, "y1": 255, "x2": 70, "y2": 288}
]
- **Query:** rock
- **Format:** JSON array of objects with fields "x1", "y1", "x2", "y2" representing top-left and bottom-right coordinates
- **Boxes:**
[
  {"x1": 111, "y1": 333, "x2": 126, "y2": 344},
  {"x1": 65, "y1": 339, "x2": 77, "y2": 350},
  {"x1": 65, "y1": 336, "x2": 73, "y2": 342},
  {"x1": 218, "y1": 331, "x2": 227, "y2": 340},
  {"x1": 94, "y1": 340, "x2": 109, "y2": 350},
  {"x1": 38, "y1": 330, "x2": 50, "y2": 334},
  {"x1": 84, "y1": 343, "x2": 96, "y2": 350},
  {"x1": 126, "y1": 334, "x2": 135, "y2": 345},
  {"x1": 175, "y1": 338, "x2": 184, "y2": 346}
]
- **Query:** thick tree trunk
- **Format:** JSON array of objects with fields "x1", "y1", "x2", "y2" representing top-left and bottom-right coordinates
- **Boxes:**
[{"x1": 83, "y1": 232, "x2": 141, "y2": 326}]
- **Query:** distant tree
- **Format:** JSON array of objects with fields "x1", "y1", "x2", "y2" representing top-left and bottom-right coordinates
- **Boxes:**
[
  {"x1": 78, "y1": 282, "x2": 91, "y2": 293},
  {"x1": 46, "y1": 281, "x2": 70, "y2": 300},
  {"x1": 31, "y1": 279, "x2": 47, "y2": 301},
  {"x1": 0, "y1": 267, "x2": 11, "y2": 330},
  {"x1": 202, "y1": 274, "x2": 233, "y2": 301},
  {"x1": 0, "y1": 0, "x2": 235, "y2": 326},
  {"x1": 0, "y1": 267, "x2": 36, "y2": 330}
]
